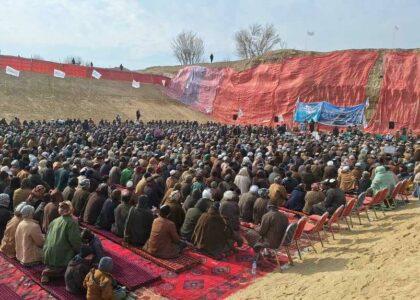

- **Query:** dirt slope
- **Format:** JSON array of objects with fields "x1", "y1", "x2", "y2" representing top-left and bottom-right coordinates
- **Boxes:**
[
  {"x1": 0, "y1": 71, "x2": 212, "y2": 122},
  {"x1": 229, "y1": 199, "x2": 420, "y2": 300}
]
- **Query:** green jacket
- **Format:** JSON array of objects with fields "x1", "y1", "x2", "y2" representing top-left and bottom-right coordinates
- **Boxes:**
[
  {"x1": 43, "y1": 215, "x2": 81, "y2": 267},
  {"x1": 371, "y1": 166, "x2": 396, "y2": 195},
  {"x1": 120, "y1": 168, "x2": 133, "y2": 186}
]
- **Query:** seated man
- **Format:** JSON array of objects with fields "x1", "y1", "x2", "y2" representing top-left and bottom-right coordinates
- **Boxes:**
[
  {"x1": 83, "y1": 183, "x2": 108, "y2": 225},
  {"x1": 15, "y1": 205, "x2": 45, "y2": 266},
  {"x1": 180, "y1": 198, "x2": 209, "y2": 242},
  {"x1": 124, "y1": 195, "x2": 154, "y2": 247},
  {"x1": 269, "y1": 176, "x2": 288, "y2": 206},
  {"x1": 253, "y1": 188, "x2": 270, "y2": 225},
  {"x1": 192, "y1": 203, "x2": 236, "y2": 259},
  {"x1": 65, "y1": 245, "x2": 94, "y2": 295},
  {"x1": 42, "y1": 202, "x2": 82, "y2": 284},
  {"x1": 244, "y1": 204, "x2": 289, "y2": 250},
  {"x1": 96, "y1": 189, "x2": 121, "y2": 231},
  {"x1": 284, "y1": 183, "x2": 306, "y2": 212},
  {"x1": 71, "y1": 179, "x2": 90, "y2": 218},
  {"x1": 302, "y1": 183, "x2": 325, "y2": 214},
  {"x1": 0, "y1": 202, "x2": 27, "y2": 258},
  {"x1": 338, "y1": 166, "x2": 356, "y2": 193},
  {"x1": 312, "y1": 179, "x2": 346, "y2": 215},
  {"x1": 84, "y1": 256, "x2": 126, "y2": 300},
  {"x1": 238, "y1": 185, "x2": 258, "y2": 222},
  {"x1": 111, "y1": 190, "x2": 131, "y2": 237},
  {"x1": 143, "y1": 205, "x2": 183, "y2": 259},
  {"x1": 81, "y1": 229, "x2": 104, "y2": 264},
  {"x1": 165, "y1": 190, "x2": 185, "y2": 233},
  {"x1": 0, "y1": 193, "x2": 12, "y2": 240}
]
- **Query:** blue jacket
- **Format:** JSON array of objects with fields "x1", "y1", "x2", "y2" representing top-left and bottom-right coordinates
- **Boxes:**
[{"x1": 285, "y1": 186, "x2": 306, "y2": 212}]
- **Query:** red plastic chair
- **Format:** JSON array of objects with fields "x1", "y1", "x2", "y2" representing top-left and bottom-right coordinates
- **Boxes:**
[
  {"x1": 326, "y1": 205, "x2": 345, "y2": 239},
  {"x1": 303, "y1": 212, "x2": 329, "y2": 247},
  {"x1": 363, "y1": 188, "x2": 388, "y2": 219},
  {"x1": 387, "y1": 181, "x2": 405, "y2": 206},
  {"x1": 340, "y1": 198, "x2": 357, "y2": 229},
  {"x1": 292, "y1": 217, "x2": 312, "y2": 259},
  {"x1": 308, "y1": 205, "x2": 345, "y2": 239}
]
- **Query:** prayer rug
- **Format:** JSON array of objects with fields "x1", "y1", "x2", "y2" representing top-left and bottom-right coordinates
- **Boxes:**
[{"x1": 81, "y1": 222, "x2": 201, "y2": 273}]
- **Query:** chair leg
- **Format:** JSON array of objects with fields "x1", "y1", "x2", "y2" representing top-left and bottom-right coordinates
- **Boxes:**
[
  {"x1": 305, "y1": 233, "x2": 317, "y2": 253},
  {"x1": 274, "y1": 250, "x2": 281, "y2": 271},
  {"x1": 349, "y1": 215, "x2": 354, "y2": 227},
  {"x1": 317, "y1": 231, "x2": 324, "y2": 247},
  {"x1": 330, "y1": 225, "x2": 336, "y2": 240},
  {"x1": 365, "y1": 210, "x2": 371, "y2": 222},
  {"x1": 345, "y1": 217, "x2": 351, "y2": 230},
  {"x1": 285, "y1": 246, "x2": 294, "y2": 265},
  {"x1": 295, "y1": 240, "x2": 302, "y2": 260},
  {"x1": 357, "y1": 211, "x2": 362, "y2": 225}
]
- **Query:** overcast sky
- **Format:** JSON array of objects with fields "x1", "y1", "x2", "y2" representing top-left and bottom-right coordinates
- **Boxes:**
[{"x1": 0, "y1": 0, "x2": 418, "y2": 69}]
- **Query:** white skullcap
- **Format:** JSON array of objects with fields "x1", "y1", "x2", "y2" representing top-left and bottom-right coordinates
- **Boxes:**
[
  {"x1": 21, "y1": 205, "x2": 35, "y2": 218},
  {"x1": 223, "y1": 190, "x2": 235, "y2": 200},
  {"x1": 126, "y1": 180, "x2": 133, "y2": 188},
  {"x1": 15, "y1": 202, "x2": 27, "y2": 213},
  {"x1": 250, "y1": 185, "x2": 259, "y2": 193},
  {"x1": 327, "y1": 161, "x2": 334, "y2": 166},
  {"x1": 202, "y1": 188, "x2": 212, "y2": 200},
  {"x1": 342, "y1": 166, "x2": 350, "y2": 172}
]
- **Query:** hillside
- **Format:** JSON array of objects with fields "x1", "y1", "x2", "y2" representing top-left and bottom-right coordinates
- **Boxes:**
[
  {"x1": 0, "y1": 71, "x2": 212, "y2": 122},
  {"x1": 141, "y1": 48, "x2": 419, "y2": 121}
]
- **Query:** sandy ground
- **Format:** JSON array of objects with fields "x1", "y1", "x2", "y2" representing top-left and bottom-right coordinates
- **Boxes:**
[
  {"x1": 0, "y1": 71, "x2": 212, "y2": 122},
  {"x1": 229, "y1": 198, "x2": 420, "y2": 300}
]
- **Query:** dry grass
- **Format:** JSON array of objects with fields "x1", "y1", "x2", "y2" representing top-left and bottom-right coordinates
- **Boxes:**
[{"x1": 0, "y1": 71, "x2": 212, "y2": 122}]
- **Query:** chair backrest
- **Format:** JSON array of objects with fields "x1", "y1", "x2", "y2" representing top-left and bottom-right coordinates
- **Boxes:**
[
  {"x1": 341, "y1": 198, "x2": 356, "y2": 218},
  {"x1": 355, "y1": 192, "x2": 367, "y2": 209},
  {"x1": 374, "y1": 188, "x2": 388, "y2": 205},
  {"x1": 328, "y1": 205, "x2": 345, "y2": 226},
  {"x1": 391, "y1": 181, "x2": 403, "y2": 198},
  {"x1": 280, "y1": 222, "x2": 298, "y2": 247},
  {"x1": 312, "y1": 212, "x2": 329, "y2": 232},
  {"x1": 293, "y1": 217, "x2": 308, "y2": 240},
  {"x1": 399, "y1": 179, "x2": 409, "y2": 194}
]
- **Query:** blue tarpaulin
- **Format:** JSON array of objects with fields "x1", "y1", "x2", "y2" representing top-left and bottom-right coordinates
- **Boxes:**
[{"x1": 294, "y1": 101, "x2": 366, "y2": 126}]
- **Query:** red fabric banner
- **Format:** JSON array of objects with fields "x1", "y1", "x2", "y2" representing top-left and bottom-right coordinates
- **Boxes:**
[
  {"x1": 212, "y1": 50, "x2": 378, "y2": 126},
  {"x1": 366, "y1": 52, "x2": 420, "y2": 134},
  {"x1": 0, "y1": 55, "x2": 168, "y2": 84}
]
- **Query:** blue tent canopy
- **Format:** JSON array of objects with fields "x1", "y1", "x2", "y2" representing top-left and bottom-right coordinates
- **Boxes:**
[{"x1": 294, "y1": 100, "x2": 366, "y2": 126}]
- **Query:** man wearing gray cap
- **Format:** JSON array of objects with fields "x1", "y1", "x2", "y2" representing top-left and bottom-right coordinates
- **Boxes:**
[{"x1": 0, "y1": 193, "x2": 12, "y2": 239}]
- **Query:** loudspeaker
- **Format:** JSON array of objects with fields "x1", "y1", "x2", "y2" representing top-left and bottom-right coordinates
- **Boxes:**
[
  {"x1": 389, "y1": 121, "x2": 395, "y2": 129},
  {"x1": 232, "y1": 114, "x2": 238, "y2": 121},
  {"x1": 274, "y1": 116, "x2": 279, "y2": 122}
]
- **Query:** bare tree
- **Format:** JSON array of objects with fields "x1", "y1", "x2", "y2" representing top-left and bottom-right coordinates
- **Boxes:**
[
  {"x1": 234, "y1": 23, "x2": 286, "y2": 59},
  {"x1": 171, "y1": 31, "x2": 204, "y2": 65}
]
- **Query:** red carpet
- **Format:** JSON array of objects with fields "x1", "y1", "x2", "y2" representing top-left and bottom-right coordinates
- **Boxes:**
[
  {"x1": 82, "y1": 222, "x2": 201, "y2": 273},
  {"x1": 0, "y1": 284, "x2": 22, "y2": 300},
  {"x1": 100, "y1": 237, "x2": 161, "y2": 289},
  {"x1": 0, "y1": 255, "x2": 51, "y2": 300},
  {"x1": 81, "y1": 222, "x2": 123, "y2": 244},
  {"x1": 134, "y1": 245, "x2": 284, "y2": 300},
  {"x1": 124, "y1": 244, "x2": 201, "y2": 273},
  {"x1": 0, "y1": 253, "x2": 81, "y2": 300}
]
